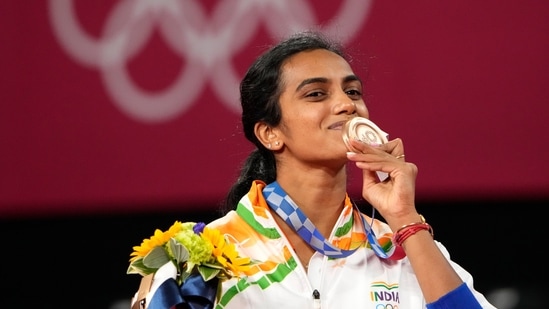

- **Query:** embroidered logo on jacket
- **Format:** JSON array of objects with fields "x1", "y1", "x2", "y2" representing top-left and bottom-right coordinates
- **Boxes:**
[{"x1": 370, "y1": 281, "x2": 400, "y2": 308}]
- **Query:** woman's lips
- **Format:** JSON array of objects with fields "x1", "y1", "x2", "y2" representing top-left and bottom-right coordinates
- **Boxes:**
[{"x1": 328, "y1": 120, "x2": 348, "y2": 130}]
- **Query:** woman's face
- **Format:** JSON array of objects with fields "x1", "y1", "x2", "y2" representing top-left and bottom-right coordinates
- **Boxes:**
[{"x1": 276, "y1": 48, "x2": 369, "y2": 164}]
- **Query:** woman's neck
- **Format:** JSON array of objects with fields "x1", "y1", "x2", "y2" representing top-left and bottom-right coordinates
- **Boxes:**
[{"x1": 274, "y1": 170, "x2": 347, "y2": 237}]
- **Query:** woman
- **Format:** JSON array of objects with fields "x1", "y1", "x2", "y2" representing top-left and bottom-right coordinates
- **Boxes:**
[{"x1": 208, "y1": 31, "x2": 496, "y2": 308}]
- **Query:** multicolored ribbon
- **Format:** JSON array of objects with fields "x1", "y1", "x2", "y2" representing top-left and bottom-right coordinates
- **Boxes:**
[{"x1": 263, "y1": 181, "x2": 390, "y2": 259}]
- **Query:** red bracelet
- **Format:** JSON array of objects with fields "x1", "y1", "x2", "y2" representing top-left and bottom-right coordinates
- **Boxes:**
[{"x1": 393, "y1": 215, "x2": 434, "y2": 247}]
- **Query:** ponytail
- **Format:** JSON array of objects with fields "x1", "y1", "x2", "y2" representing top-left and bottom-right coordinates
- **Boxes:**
[{"x1": 220, "y1": 148, "x2": 276, "y2": 214}]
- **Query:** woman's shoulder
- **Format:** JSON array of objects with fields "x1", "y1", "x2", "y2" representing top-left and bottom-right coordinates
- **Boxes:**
[{"x1": 207, "y1": 210, "x2": 239, "y2": 229}]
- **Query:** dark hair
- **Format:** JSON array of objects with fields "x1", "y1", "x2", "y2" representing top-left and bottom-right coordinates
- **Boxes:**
[{"x1": 221, "y1": 31, "x2": 348, "y2": 213}]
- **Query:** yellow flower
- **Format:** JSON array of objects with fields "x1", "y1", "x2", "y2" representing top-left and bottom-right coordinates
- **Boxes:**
[
  {"x1": 129, "y1": 221, "x2": 183, "y2": 262},
  {"x1": 201, "y1": 227, "x2": 251, "y2": 275}
]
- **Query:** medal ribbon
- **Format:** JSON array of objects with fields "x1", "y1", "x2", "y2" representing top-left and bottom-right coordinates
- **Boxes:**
[{"x1": 263, "y1": 181, "x2": 389, "y2": 259}]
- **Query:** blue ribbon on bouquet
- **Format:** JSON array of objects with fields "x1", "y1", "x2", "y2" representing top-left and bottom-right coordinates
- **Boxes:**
[{"x1": 148, "y1": 273, "x2": 219, "y2": 309}]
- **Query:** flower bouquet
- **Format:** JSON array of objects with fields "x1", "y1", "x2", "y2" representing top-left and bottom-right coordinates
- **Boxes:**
[{"x1": 127, "y1": 221, "x2": 252, "y2": 309}]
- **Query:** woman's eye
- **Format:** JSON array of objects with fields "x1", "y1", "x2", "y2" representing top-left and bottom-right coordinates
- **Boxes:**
[
  {"x1": 346, "y1": 89, "x2": 362, "y2": 98},
  {"x1": 305, "y1": 91, "x2": 326, "y2": 98}
]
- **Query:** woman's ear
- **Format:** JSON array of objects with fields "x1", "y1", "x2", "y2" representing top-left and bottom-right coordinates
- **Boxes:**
[{"x1": 254, "y1": 122, "x2": 282, "y2": 150}]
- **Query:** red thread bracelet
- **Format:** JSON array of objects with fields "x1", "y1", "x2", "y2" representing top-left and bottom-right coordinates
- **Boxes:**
[{"x1": 393, "y1": 215, "x2": 434, "y2": 247}]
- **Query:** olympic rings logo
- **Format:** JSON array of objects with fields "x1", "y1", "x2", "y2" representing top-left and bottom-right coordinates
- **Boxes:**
[
  {"x1": 376, "y1": 304, "x2": 398, "y2": 309},
  {"x1": 48, "y1": 0, "x2": 372, "y2": 123}
]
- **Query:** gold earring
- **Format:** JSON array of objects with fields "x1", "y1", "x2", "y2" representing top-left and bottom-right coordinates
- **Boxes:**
[
  {"x1": 275, "y1": 141, "x2": 280, "y2": 146},
  {"x1": 267, "y1": 143, "x2": 272, "y2": 149}
]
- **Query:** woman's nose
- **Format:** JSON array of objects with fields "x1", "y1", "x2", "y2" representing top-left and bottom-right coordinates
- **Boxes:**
[{"x1": 334, "y1": 97, "x2": 357, "y2": 115}]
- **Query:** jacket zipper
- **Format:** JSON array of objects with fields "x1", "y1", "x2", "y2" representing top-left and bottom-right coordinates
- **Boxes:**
[{"x1": 313, "y1": 289, "x2": 321, "y2": 308}]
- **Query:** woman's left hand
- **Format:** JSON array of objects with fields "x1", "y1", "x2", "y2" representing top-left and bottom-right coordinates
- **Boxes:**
[{"x1": 346, "y1": 138, "x2": 419, "y2": 228}]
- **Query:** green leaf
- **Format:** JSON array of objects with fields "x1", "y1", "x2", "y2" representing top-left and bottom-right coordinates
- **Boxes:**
[
  {"x1": 201, "y1": 262, "x2": 224, "y2": 270},
  {"x1": 169, "y1": 238, "x2": 190, "y2": 264},
  {"x1": 197, "y1": 265, "x2": 220, "y2": 282},
  {"x1": 127, "y1": 258, "x2": 157, "y2": 276},
  {"x1": 143, "y1": 246, "x2": 170, "y2": 269}
]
